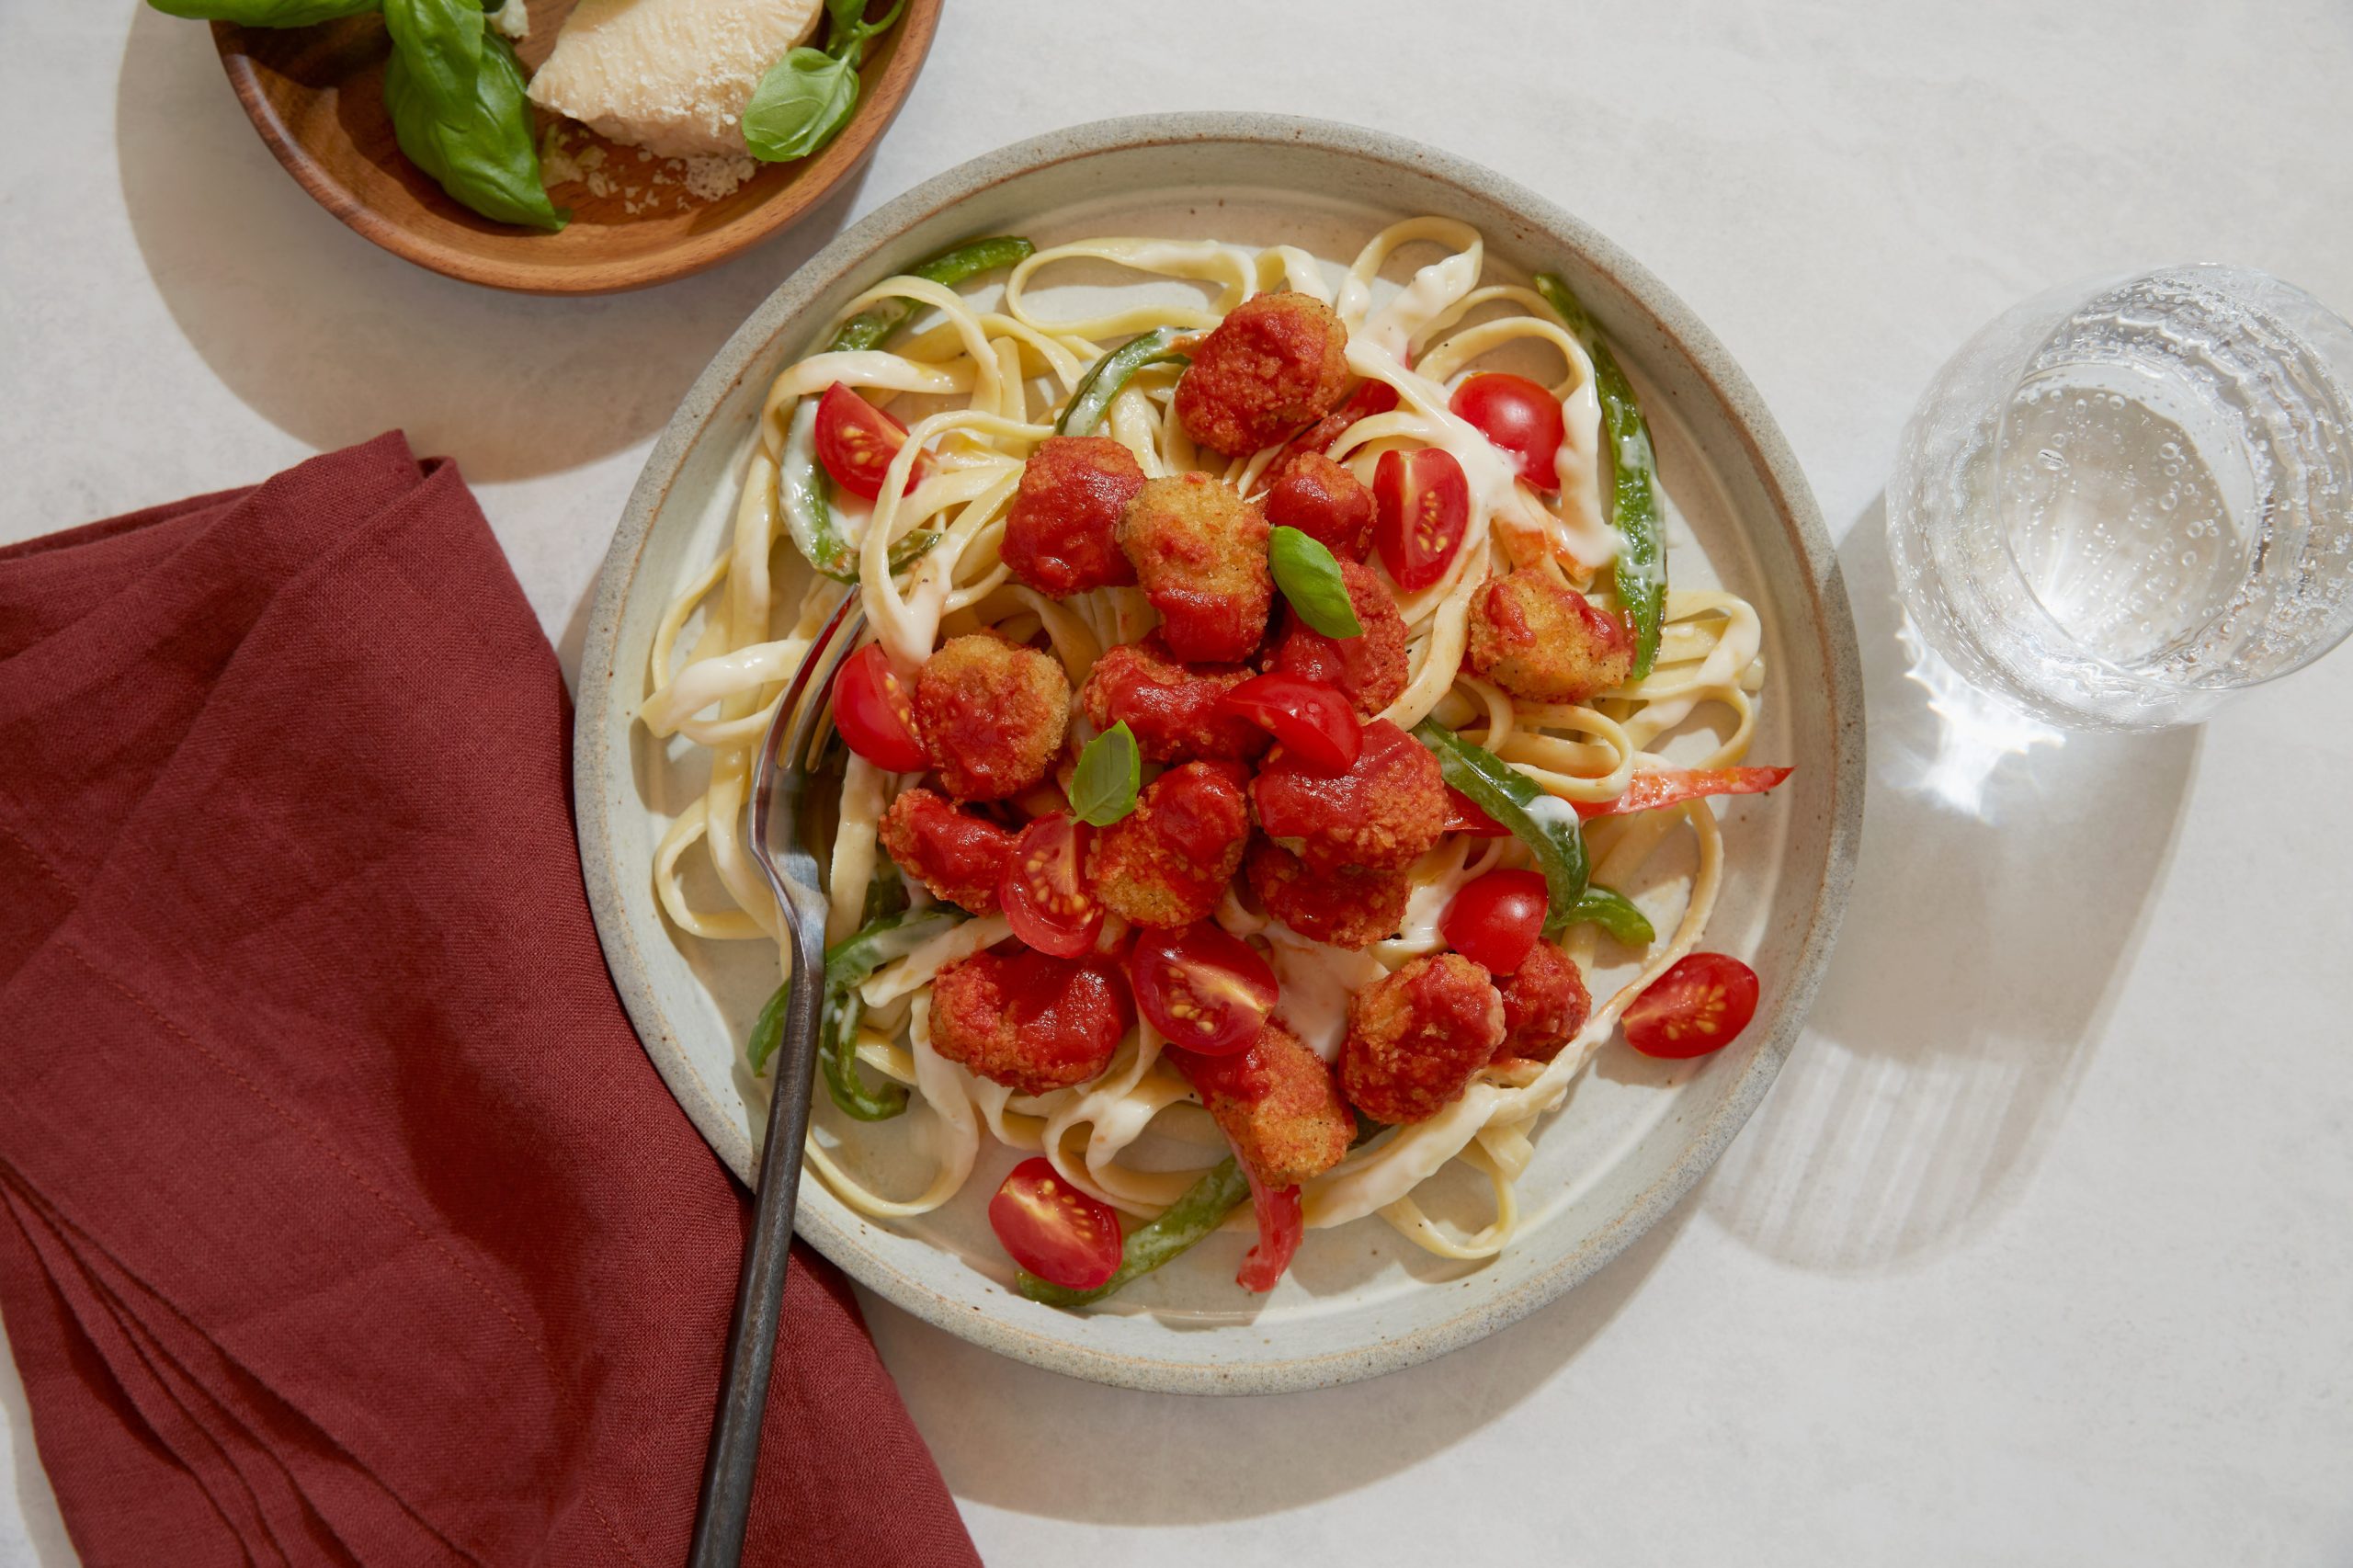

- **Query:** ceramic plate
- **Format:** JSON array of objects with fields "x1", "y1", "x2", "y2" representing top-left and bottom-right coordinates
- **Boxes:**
[{"x1": 574, "y1": 114, "x2": 1863, "y2": 1393}]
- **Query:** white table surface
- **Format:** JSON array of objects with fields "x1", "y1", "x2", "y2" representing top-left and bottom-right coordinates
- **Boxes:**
[{"x1": 6, "y1": 4, "x2": 2351, "y2": 1564}]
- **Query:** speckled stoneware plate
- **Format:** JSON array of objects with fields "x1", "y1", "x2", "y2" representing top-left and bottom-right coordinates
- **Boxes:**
[{"x1": 574, "y1": 114, "x2": 1864, "y2": 1394}]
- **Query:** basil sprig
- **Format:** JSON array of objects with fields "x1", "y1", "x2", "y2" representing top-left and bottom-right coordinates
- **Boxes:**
[
  {"x1": 381, "y1": 0, "x2": 565, "y2": 232},
  {"x1": 1267, "y1": 526, "x2": 1363, "y2": 639},
  {"x1": 745, "y1": 0, "x2": 911, "y2": 164},
  {"x1": 1069, "y1": 722, "x2": 1141, "y2": 826},
  {"x1": 148, "y1": 0, "x2": 379, "y2": 19}
]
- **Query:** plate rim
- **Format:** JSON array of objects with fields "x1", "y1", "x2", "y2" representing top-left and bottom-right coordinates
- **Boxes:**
[{"x1": 574, "y1": 111, "x2": 1865, "y2": 1393}]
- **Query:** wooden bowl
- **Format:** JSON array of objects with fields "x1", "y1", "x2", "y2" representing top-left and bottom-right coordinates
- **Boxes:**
[{"x1": 210, "y1": 0, "x2": 939, "y2": 295}]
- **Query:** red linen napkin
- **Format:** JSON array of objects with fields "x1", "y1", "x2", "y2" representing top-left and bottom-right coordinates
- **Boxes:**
[{"x1": 0, "y1": 434, "x2": 979, "y2": 1568}]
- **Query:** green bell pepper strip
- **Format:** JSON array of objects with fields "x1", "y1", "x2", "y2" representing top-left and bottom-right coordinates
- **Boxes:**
[
  {"x1": 1532, "y1": 273, "x2": 1665, "y2": 679},
  {"x1": 1564, "y1": 883, "x2": 1655, "y2": 947},
  {"x1": 779, "y1": 403, "x2": 945, "y2": 585},
  {"x1": 779, "y1": 398, "x2": 855, "y2": 581},
  {"x1": 779, "y1": 236, "x2": 1034, "y2": 582},
  {"x1": 827, "y1": 235, "x2": 1038, "y2": 354},
  {"x1": 1054, "y1": 327, "x2": 1189, "y2": 437},
  {"x1": 1414, "y1": 720, "x2": 1590, "y2": 941},
  {"x1": 817, "y1": 906, "x2": 964, "y2": 1121},
  {"x1": 743, "y1": 905, "x2": 964, "y2": 1117},
  {"x1": 745, "y1": 976, "x2": 793, "y2": 1077},
  {"x1": 1017, "y1": 1156, "x2": 1252, "y2": 1308}
]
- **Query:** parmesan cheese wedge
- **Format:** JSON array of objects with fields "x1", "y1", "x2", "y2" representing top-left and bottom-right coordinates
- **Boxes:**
[{"x1": 526, "y1": 0, "x2": 824, "y2": 160}]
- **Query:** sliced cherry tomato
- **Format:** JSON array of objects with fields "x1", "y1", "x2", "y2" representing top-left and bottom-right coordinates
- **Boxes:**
[
  {"x1": 988, "y1": 1157, "x2": 1122, "y2": 1290},
  {"x1": 1622, "y1": 953, "x2": 1760, "y2": 1060},
  {"x1": 1233, "y1": 1157, "x2": 1303, "y2": 1293},
  {"x1": 1439, "y1": 869, "x2": 1549, "y2": 975},
  {"x1": 1575, "y1": 766, "x2": 1795, "y2": 819},
  {"x1": 1449, "y1": 373, "x2": 1565, "y2": 493},
  {"x1": 831, "y1": 643, "x2": 926, "y2": 772},
  {"x1": 1373, "y1": 448, "x2": 1471, "y2": 592},
  {"x1": 1126, "y1": 922, "x2": 1279, "y2": 1055},
  {"x1": 1443, "y1": 785, "x2": 1509, "y2": 836},
  {"x1": 1215, "y1": 674, "x2": 1361, "y2": 775},
  {"x1": 1000, "y1": 813, "x2": 1102, "y2": 958},
  {"x1": 813, "y1": 381, "x2": 930, "y2": 502}
]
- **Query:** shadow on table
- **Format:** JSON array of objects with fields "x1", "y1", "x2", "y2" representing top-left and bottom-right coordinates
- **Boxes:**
[
  {"x1": 868, "y1": 1174, "x2": 1711, "y2": 1525},
  {"x1": 0, "y1": 1320, "x2": 76, "y2": 1568},
  {"x1": 1703, "y1": 499, "x2": 2196, "y2": 1273},
  {"x1": 112, "y1": 6, "x2": 860, "y2": 483}
]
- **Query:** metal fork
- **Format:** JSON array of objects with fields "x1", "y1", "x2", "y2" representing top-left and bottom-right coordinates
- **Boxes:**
[{"x1": 687, "y1": 594, "x2": 866, "y2": 1568}]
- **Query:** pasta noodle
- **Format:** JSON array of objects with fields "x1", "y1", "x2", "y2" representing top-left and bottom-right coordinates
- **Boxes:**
[{"x1": 641, "y1": 218, "x2": 1768, "y2": 1281}]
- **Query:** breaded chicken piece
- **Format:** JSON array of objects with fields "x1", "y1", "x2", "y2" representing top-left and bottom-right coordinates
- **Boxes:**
[
  {"x1": 1165, "y1": 1018, "x2": 1352, "y2": 1187},
  {"x1": 1175, "y1": 292, "x2": 1354, "y2": 456},
  {"x1": 915, "y1": 632, "x2": 1071, "y2": 801},
  {"x1": 879, "y1": 787, "x2": 1016, "y2": 914},
  {"x1": 1341, "y1": 953, "x2": 1506, "y2": 1124},
  {"x1": 1494, "y1": 940, "x2": 1594, "y2": 1064},
  {"x1": 1466, "y1": 566, "x2": 1635, "y2": 704},
  {"x1": 1002, "y1": 435, "x2": 1144, "y2": 597},
  {"x1": 1250, "y1": 717, "x2": 1446, "y2": 873},
  {"x1": 1265, "y1": 558, "x2": 1409, "y2": 718},
  {"x1": 1245, "y1": 838, "x2": 1411, "y2": 950},
  {"x1": 1118, "y1": 472, "x2": 1272, "y2": 665},
  {"x1": 928, "y1": 949, "x2": 1132, "y2": 1096},
  {"x1": 1086, "y1": 762, "x2": 1250, "y2": 929},
  {"x1": 1078, "y1": 635, "x2": 1269, "y2": 765}
]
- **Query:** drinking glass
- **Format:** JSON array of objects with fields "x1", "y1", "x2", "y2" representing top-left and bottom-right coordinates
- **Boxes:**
[{"x1": 1888, "y1": 265, "x2": 2353, "y2": 730}]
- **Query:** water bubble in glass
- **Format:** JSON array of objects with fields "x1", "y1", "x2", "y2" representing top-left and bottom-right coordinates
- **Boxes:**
[{"x1": 1888, "y1": 266, "x2": 2353, "y2": 730}]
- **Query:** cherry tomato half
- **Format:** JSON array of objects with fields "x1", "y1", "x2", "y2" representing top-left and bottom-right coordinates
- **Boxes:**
[
  {"x1": 1439, "y1": 869, "x2": 1549, "y2": 975},
  {"x1": 988, "y1": 1157, "x2": 1122, "y2": 1290},
  {"x1": 1215, "y1": 674, "x2": 1362, "y2": 776},
  {"x1": 1373, "y1": 448, "x2": 1471, "y2": 592},
  {"x1": 831, "y1": 643, "x2": 926, "y2": 772},
  {"x1": 813, "y1": 381, "x2": 929, "y2": 502},
  {"x1": 1126, "y1": 922, "x2": 1279, "y2": 1055},
  {"x1": 1622, "y1": 953, "x2": 1760, "y2": 1060},
  {"x1": 1449, "y1": 373, "x2": 1565, "y2": 493},
  {"x1": 1000, "y1": 813, "x2": 1102, "y2": 959}
]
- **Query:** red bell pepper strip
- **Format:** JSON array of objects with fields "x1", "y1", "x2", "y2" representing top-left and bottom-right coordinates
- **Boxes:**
[
  {"x1": 1576, "y1": 766, "x2": 1792, "y2": 819},
  {"x1": 1443, "y1": 785, "x2": 1510, "y2": 836},
  {"x1": 1233, "y1": 1157, "x2": 1304, "y2": 1293}
]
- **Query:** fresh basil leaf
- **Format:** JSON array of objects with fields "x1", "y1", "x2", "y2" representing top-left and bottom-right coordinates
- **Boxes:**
[
  {"x1": 1070, "y1": 722, "x2": 1141, "y2": 827},
  {"x1": 824, "y1": 0, "x2": 870, "y2": 42},
  {"x1": 384, "y1": 24, "x2": 566, "y2": 231},
  {"x1": 148, "y1": 0, "x2": 381, "y2": 20},
  {"x1": 1268, "y1": 525, "x2": 1363, "y2": 639},
  {"x1": 382, "y1": 0, "x2": 483, "y2": 113},
  {"x1": 744, "y1": 47, "x2": 861, "y2": 164}
]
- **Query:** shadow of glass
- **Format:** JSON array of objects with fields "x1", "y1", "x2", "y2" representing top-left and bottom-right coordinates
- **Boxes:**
[
  {"x1": 865, "y1": 1176, "x2": 1710, "y2": 1526},
  {"x1": 113, "y1": 6, "x2": 861, "y2": 483},
  {"x1": 1704, "y1": 500, "x2": 2197, "y2": 1273}
]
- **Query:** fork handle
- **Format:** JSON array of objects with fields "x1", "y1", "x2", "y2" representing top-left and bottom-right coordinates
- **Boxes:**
[{"x1": 688, "y1": 912, "x2": 829, "y2": 1568}]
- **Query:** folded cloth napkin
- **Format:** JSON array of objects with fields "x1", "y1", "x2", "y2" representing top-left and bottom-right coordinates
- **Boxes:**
[{"x1": 0, "y1": 434, "x2": 979, "y2": 1568}]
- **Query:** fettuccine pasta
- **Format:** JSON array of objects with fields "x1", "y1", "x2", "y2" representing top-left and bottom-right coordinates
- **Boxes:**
[{"x1": 641, "y1": 218, "x2": 1779, "y2": 1300}]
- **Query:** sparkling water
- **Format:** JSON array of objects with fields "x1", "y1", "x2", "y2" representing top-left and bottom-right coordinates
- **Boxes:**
[{"x1": 1891, "y1": 267, "x2": 2353, "y2": 730}]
